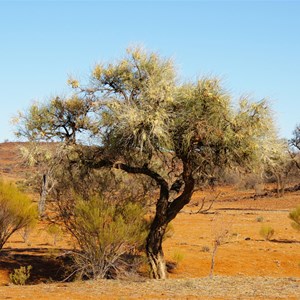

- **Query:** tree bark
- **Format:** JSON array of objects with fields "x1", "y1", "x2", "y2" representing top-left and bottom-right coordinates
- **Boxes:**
[
  {"x1": 145, "y1": 162, "x2": 195, "y2": 279},
  {"x1": 38, "y1": 174, "x2": 47, "y2": 218},
  {"x1": 146, "y1": 221, "x2": 168, "y2": 279},
  {"x1": 275, "y1": 173, "x2": 285, "y2": 197}
]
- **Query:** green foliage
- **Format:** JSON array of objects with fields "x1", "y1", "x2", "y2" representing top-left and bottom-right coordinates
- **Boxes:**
[
  {"x1": 9, "y1": 265, "x2": 32, "y2": 285},
  {"x1": 16, "y1": 47, "x2": 282, "y2": 175},
  {"x1": 65, "y1": 196, "x2": 148, "y2": 279},
  {"x1": 0, "y1": 180, "x2": 38, "y2": 250},
  {"x1": 15, "y1": 96, "x2": 98, "y2": 143},
  {"x1": 289, "y1": 206, "x2": 300, "y2": 231},
  {"x1": 259, "y1": 225, "x2": 275, "y2": 240}
]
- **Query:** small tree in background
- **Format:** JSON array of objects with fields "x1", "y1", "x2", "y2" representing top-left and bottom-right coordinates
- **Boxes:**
[
  {"x1": 290, "y1": 124, "x2": 300, "y2": 152},
  {"x1": 289, "y1": 124, "x2": 300, "y2": 177},
  {"x1": 0, "y1": 180, "x2": 37, "y2": 250},
  {"x1": 16, "y1": 47, "x2": 285, "y2": 279},
  {"x1": 263, "y1": 139, "x2": 292, "y2": 197},
  {"x1": 209, "y1": 213, "x2": 231, "y2": 278}
]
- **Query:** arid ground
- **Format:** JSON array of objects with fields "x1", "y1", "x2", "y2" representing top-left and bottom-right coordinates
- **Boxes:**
[{"x1": 0, "y1": 142, "x2": 299, "y2": 299}]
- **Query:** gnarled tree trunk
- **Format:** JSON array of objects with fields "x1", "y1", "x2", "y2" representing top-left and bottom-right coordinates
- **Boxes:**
[
  {"x1": 88, "y1": 159, "x2": 196, "y2": 280},
  {"x1": 146, "y1": 220, "x2": 168, "y2": 279},
  {"x1": 145, "y1": 162, "x2": 195, "y2": 279},
  {"x1": 38, "y1": 174, "x2": 47, "y2": 218}
]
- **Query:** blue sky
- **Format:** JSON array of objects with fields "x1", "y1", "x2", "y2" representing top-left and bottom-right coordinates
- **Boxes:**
[{"x1": 0, "y1": 1, "x2": 299, "y2": 142}]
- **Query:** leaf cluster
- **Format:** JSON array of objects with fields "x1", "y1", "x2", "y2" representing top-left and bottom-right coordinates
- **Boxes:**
[
  {"x1": 16, "y1": 48, "x2": 283, "y2": 183},
  {"x1": 16, "y1": 96, "x2": 98, "y2": 143},
  {"x1": 0, "y1": 180, "x2": 37, "y2": 250}
]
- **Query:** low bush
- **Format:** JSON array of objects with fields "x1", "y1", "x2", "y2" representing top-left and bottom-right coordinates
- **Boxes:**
[
  {"x1": 289, "y1": 206, "x2": 300, "y2": 231},
  {"x1": 64, "y1": 196, "x2": 148, "y2": 279},
  {"x1": 9, "y1": 265, "x2": 32, "y2": 285},
  {"x1": 0, "y1": 180, "x2": 37, "y2": 250},
  {"x1": 259, "y1": 225, "x2": 275, "y2": 241}
]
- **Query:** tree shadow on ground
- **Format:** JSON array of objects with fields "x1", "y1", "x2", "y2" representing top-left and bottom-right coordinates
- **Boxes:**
[
  {"x1": 270, "y1": 239, "x2": 300, "y2": 244},
  {"x1": 0, "y1": 248, "x2": 71, "y2": 284}
]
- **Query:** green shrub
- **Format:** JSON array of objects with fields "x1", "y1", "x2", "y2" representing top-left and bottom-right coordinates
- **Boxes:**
[
  {"x1": 259, "y1": 225, "x2": 275, "y2": 241},
  {"x1": 65, "y1": 196, "x2": 148, "y2": 279},
  {"x1": 9, "y1": 265, "x2": 32, "y2": 285},
  {"x1": 289, "y1": 206, "x2": 300, "y2": 231},
  {"x1": 0, "y1": 180, "x2": 38, "y2": 250}
]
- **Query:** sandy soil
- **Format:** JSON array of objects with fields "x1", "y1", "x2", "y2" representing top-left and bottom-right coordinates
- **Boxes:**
[{"x1": 0, "y1": 142, "x2": 299, "y2": 299}]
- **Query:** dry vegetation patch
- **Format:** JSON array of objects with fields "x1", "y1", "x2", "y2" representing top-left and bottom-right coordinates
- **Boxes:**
[{"x1": 0, "y1": 276, "x2": 298, "y2": 299}]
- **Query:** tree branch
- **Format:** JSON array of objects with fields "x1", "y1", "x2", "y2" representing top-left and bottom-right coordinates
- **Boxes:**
[
  {"x1": 166, "y1": 162, "x2": 195, "y2": 222},
  {"x1": 113, "y1": 162, "x2": 169, "y2": 195}
]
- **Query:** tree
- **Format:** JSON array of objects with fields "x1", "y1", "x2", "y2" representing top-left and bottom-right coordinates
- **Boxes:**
[
  {"x1": 16, "y1": 47, "x2": 283, "y2": 279},
  {"x1": 262, "y1": 139, "x2": 292, "y2": 196},
  {"x1": 290, "y1": 124, "x2": 300, "y2": 152},
  {"x1": 289, "y1": 124, "x2": 300, "y2": 171},
  {"x1": 19, "y1": 143, "x2": 62, "y2": 218}
]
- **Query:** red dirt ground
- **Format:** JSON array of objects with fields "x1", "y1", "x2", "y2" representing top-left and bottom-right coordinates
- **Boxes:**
[{"x1": 0, "y1": 142, "x2": 299, "y2": 299}]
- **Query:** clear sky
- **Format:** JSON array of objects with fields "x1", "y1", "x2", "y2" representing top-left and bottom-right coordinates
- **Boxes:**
[{"x1": 0, "y1": 1, "x2": 299, "y2": 142}]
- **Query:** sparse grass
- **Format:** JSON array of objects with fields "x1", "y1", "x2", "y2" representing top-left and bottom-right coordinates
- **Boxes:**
[
  {"x1": 256, "y1": 216, "x2": 264, "y2": 222},
  {"x1": 201, "y1": 245, "x2": 210, "y2": 252},
  {"x1": 259, "y1": 225, "x2": 275, "y2": 241},
  {"x1": 171, "y1": 249, "x2": 185, "y2": 266}
]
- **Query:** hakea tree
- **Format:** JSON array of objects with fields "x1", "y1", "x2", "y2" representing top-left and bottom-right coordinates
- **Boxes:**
[{"x1": 16, "y1": 47, "x2": 284, "y2": 279}]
